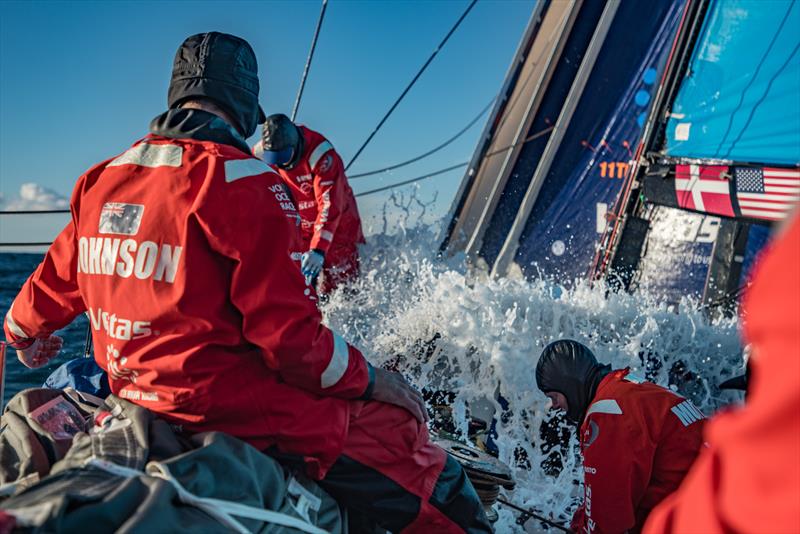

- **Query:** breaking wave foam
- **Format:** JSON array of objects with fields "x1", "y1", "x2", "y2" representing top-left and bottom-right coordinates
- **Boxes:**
[{"x1": 322, "y1": 219, "x2": 746, "y2": 531}]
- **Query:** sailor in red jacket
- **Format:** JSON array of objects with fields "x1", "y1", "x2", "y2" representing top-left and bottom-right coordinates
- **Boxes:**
[
  {"x1": 3, "y1": 32, "x2": 489, "y2": 533},
  {"x1": 536, "y1": 340, "x2": 706, "y2": 533},
  {"x1": 254, "y1": 114, "x2": 365, "y2": 293},
  {"x1": 644, "y1": 213, "x2": 800, "y2": 534}
]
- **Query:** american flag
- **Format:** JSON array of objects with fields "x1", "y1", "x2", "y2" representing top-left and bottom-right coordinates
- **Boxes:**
[{"x1": 735, "y1": 167, "x2": 800, "y2": 221}]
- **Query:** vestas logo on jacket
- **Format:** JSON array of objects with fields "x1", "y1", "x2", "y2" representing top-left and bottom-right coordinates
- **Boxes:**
[{"x1": 88, "y1": 307, "x2": 152, "y2": 340}]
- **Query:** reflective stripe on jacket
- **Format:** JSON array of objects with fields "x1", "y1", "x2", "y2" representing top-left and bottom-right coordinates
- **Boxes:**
[
  {"x1": 272, "y1": 126, "x2": 365, "y2": 254},
  {"x1": 572, "y1": 369, "x2": 706, "y2": 534},
  {"x1": 3, "y1": 111, "x2": 371, "y2": 478}
]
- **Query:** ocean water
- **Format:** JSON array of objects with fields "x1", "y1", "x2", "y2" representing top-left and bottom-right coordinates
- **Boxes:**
[
  {"x1": 0, "y1": 253, "x2": 90, "y2": 404},
  {"x1": 0, "y1": 217, "x2": 747, "y2": 531},
  {"x1": 321, "y1": 221, "x2": 747, "y2": 530}
]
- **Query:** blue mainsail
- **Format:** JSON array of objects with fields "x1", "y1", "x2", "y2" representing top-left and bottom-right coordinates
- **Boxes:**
[{"x1": 665, "y1": 0, "x2": 800, "y2": 165}]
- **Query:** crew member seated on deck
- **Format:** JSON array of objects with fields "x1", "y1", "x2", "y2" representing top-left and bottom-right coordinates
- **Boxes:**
[
  {"x1": 3, "y1": 31, "x2": 490, "y2": 533},
  {"x1": 254, "y1": 114, "x2": 365, "y2": 293},
  {"x1": 536, "y1": 340, "x2": 706, "y2": 534}
]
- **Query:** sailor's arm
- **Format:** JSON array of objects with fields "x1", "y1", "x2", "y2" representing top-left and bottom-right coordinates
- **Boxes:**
[
  {"x1": 199, "y1": 160, "x2": 372, "y2": 399},
  {"x1": 308, "y1": 141, "x2": 345, "y2": 254},
  {"x1": 4, "y1": 205, "x2": 86, "y2": 367}
]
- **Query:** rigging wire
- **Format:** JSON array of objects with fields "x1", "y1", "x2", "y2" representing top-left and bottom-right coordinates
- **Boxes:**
[
  {"x1": 355, "y1": 162, "x2": 466, "y2": 198},
  {"x1": 345, "y1": 0, "x2": 478, "y2": 172},
  {"x1": 0, "y1": 209, "x2": 69, "y2": 214},
  {"x1": 0, "y1": 126, "x2": 556, "y2": 241},
  {"x1": 354, "y1": 124, "x2": 554, "y2": 198},
  {"x1": 353, "y1": 4, "x2": 574, "y2": 193},
  {"x1": 349, "y1": 96, "x2": 496, "y2": 179},
  {"x1": 0, "y1": 211, "x2": 69, "y2": 247},
  {"x1": 291, "y1": 0, "x2": 329, "y2": 122},
  {"x1": 350, "y1": 3, "x2": 570, "y2": 180}
]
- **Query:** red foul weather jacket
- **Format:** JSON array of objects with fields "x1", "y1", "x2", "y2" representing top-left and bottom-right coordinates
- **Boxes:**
[
  {"x1": 644, "y1": 215, "x2": 800, "y2": 534},
  {"x1": 270, "y1": 126, "x2": 365, "y2": 258},
  {"x1": 572, "y1": 369, "x2": 706, "y2": 534},
  {"x1": 3, "y1": 109, "x2": 372, "y2": 479}
]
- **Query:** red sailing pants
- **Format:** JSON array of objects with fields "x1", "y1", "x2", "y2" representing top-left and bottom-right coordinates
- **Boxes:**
[{"x1": 313, "y1": 401, "x2": 492, "y2": 532}]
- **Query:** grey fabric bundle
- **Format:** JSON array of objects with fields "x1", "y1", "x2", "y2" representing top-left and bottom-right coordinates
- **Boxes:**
[{"x1": 0, "y1": 389, "x2": 343, "y2": 533}]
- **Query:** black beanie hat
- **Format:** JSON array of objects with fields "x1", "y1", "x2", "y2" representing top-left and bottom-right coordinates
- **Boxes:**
[
  {"x1": 168, "y1": 32, "x2": 267, "y2": 138},
  {"x1": 535, "y1": 340, "x2": 611, "y2": 424}
]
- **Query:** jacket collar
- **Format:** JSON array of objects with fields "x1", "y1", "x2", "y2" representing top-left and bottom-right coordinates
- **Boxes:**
[{"x1": 149, "y1": 108, "x2": 252, "y2": 155}]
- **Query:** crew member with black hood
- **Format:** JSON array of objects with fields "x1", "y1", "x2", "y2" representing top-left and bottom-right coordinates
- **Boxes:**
[
  {"x1": 4, "y1": 32, "x2": 490, "y2": 533},
  {"x1": 536, "y1": 340, "x2": 706, "y2": 534}
]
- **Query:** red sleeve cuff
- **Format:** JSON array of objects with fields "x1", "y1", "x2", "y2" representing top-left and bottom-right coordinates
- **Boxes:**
[{"x1": 309, "y1": 231, "x2": 334, "y2": 252}]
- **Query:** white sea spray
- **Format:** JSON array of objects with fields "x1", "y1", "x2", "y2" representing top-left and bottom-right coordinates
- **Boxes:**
[{"x1": 323, "y1": 212, "x2": 745, "y2": 531}]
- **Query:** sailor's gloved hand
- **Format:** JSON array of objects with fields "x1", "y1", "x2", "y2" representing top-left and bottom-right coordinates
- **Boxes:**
[
  {"x1": 301, "y1": 249, "x2": 325, "y2": 285},
  {"x1": 15, "y1": 335, "x2": 63, "y2": 369},
  {"x1": 371, "y1": 367, "x2": 429, "y2": 424}
]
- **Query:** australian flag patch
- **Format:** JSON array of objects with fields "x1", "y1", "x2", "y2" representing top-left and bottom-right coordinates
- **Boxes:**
[{"x1": 99, "y1": 202, "x2": 145, "y2": 235}]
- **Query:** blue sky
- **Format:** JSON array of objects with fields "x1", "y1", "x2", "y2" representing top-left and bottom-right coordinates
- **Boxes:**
[{"x1": 0, "y1": 0, "x2": 535, "y2": 248}]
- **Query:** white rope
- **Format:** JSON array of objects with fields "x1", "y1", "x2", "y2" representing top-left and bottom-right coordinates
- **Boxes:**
[{"x1": 87, "y1": 458, "x2": 328, "y2": 534}]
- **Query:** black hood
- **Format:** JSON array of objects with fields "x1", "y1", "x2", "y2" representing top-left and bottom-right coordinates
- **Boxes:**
[
  {"x1": 167, "y1": 32, "x2": 266, "y2": 138},
  {"x1": 149, "y1": 108, "x2": 252, "y2": 155},
  {"x1": 536, "y1": 340, "x2": 611, "y2": 424}
]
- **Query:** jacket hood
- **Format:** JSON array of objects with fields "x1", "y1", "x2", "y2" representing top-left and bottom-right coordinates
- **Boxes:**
[
  {"x1": 149, "y1": 108, "x2": 252, "y2": 155},
  {"x1": 535, "y1": 340, "x2": 611, "y2": 424},
  {"x1": 167, "y1": 32, "x2": 266, "y2": 138}
]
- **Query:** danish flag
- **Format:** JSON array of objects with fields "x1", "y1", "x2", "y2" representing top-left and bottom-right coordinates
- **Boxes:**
[{"x1": 674, "y1": 165, "x2": 734, "y2": 217}]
